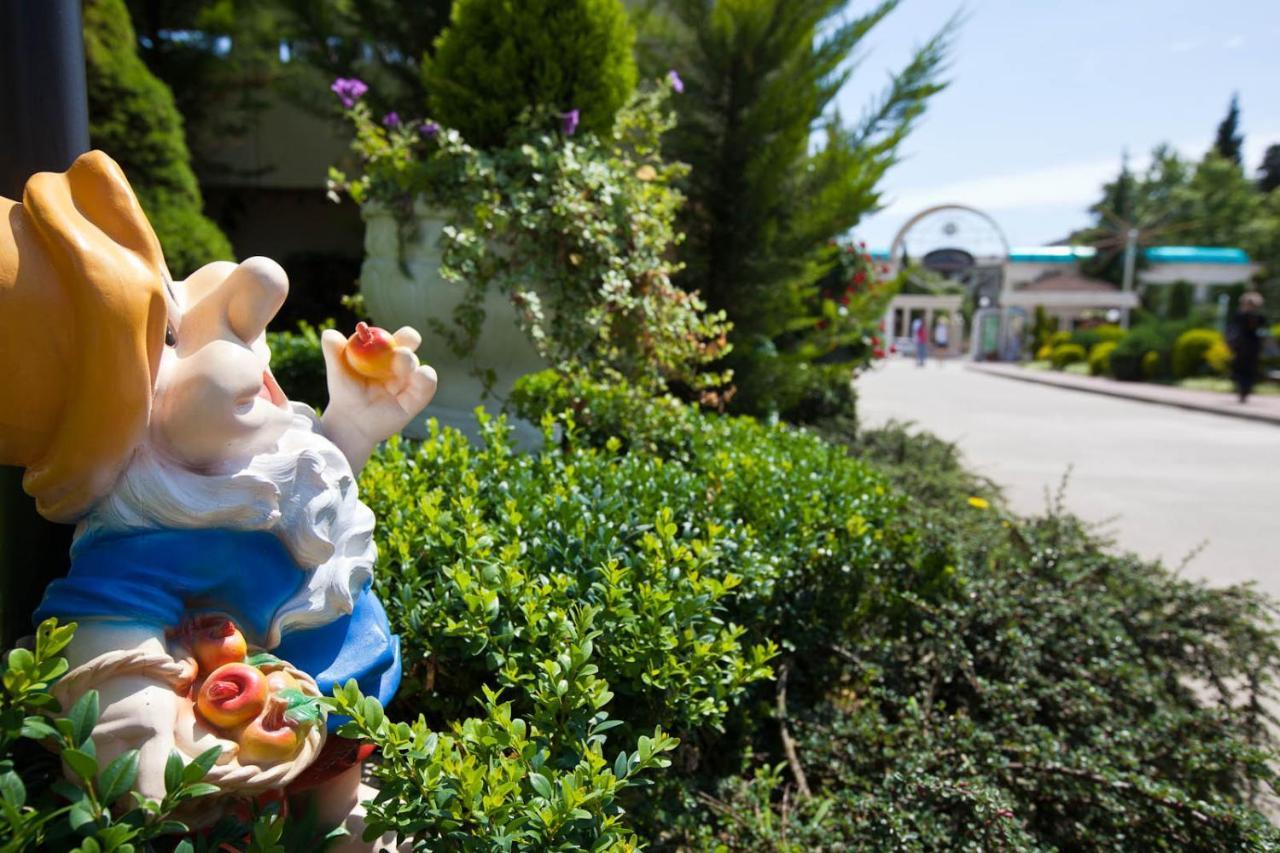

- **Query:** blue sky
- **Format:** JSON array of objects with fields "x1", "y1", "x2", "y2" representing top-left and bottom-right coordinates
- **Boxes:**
[{"x1": 835, "y1": 0, "x2": 1280, "y2": 250}]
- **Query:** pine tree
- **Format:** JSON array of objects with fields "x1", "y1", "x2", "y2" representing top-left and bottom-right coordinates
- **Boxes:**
[
  {"x1": 1213, "y1": 93, "x2": 1244, "y2": 166},
  {"x1": 639, "y1": 0, "x2": 954, "y2": 339},
  {"x1": 84, "y1": 0, "x2": 234, "y2": 276},
  {"x1": 1258, "y1": 144, "x2": 1280, "y2": 193}
]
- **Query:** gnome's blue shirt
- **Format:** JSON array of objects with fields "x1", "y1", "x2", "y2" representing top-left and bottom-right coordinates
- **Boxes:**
[{"x1": 34, "y1": 528, "x2": 401, "y2": 731}]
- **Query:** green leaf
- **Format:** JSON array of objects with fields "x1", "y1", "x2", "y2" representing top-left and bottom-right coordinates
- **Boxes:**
[
  {"x1": 67, "y1": 690, "x2": 100, "y2": 746},
  {"x1": 63, "y1": 747, "x2": 99, "y2": 781},
  {"x1": 245, "y1": 652, "x2": 285, "y2": 668},
  {"x1": 20, "y1": 716, "x2": 60, "y2": 741},
  {"x1": 164, "y1": 750, "x2": 184, "y2": 795},
  {"x1": 0, "y1": 769, "x2": 26, "y2": 808},
  {"x1": 528, "y1": 772, "x2": 553, "y2": 799},
  {"x1": 282, "y1": 694, "x2": 325, "y2": 728},
  {"x1": 183, "y1": 746, "x2": 223, "y2": 783},
  {"x1": 98, "y1": 750, "x2": 140, "y2": 804}
]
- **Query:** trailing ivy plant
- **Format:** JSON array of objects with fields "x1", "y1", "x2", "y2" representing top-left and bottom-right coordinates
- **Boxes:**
[{"x1": 329, "y1": 78, "x2": 732, "y2": 398}]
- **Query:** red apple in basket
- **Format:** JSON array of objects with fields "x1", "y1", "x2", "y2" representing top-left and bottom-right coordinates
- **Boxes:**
[
  {"x1": 188, "y1": 617, "x2": 248, "y2": 673},
  {"x1": 197, "y1": 662, "x2": 268, "y2": 729},
  {"x1": 238, "y1": 696, "x2": 303, "y2": 766}
]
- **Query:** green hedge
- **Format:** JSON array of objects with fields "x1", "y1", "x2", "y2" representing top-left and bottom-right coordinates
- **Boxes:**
[
  {"x1": 83, "y1": 0, "x2": 233, "y2": 277},
  {"x1": 1088, "y1": 339, "x2": 1117, "y2": 375},
  {"x1": 1172, "y1": 328, "x2": 1227, "y2": 379},
  {"x1": 1049, "y1": 342, "x2": 1086, "y2": 369},
  {"x1": 8, "y1": 369, "x2": 1278, "y2": 849}
]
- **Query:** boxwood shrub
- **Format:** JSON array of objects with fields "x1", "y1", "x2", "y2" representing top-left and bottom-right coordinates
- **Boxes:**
[
  {"x1": 1088, "y1": 339, "x2": 1117, "y2": 375},
  {"x1": 1172, "y1": 328, "x2": 1229, "y2": 379},
  {"x1": 1049, "y1": 342, "x2": 1086, "y2": 370}
]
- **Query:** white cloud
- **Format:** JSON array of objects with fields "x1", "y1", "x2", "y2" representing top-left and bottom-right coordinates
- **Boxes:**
[{"x1": 1224, "y1": 35, "x2": 1246, "y2": 49}]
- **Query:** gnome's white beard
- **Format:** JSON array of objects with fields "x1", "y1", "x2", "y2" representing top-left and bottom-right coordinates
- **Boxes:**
[{"x1": 76, "y1": 404, "x2": 376, "y2": 647}]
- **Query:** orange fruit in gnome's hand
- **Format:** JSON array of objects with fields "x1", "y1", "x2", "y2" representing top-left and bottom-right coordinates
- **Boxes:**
[
  {"x1": 344, "y1": 321, "x2": 398, "y2": 379},
  {"x1": 189, "y1": 618, "x2": 248, "y2": 673},
  {"x1": 197, "y1": 663, "x2": 268, "y2": 729},
  {"x1": 238, "y1": 697, "x2": 302, "y2": 766}
]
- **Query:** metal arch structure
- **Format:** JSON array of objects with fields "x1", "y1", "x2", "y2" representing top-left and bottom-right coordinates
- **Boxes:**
[{"x1": 886, "y1": 203, "x2": 1012, "y2": 271}]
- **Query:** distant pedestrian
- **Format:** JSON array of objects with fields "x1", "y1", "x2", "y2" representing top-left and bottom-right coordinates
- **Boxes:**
[
  {"x1": 1226, "y1": 291, "x2": 1266, "y2": 403},
  {"x1": 933, "y1": 316, "x2": 949, "y2": 356},
  {"x1": 913, "y1": 317, "x2": 928, "y2": 366}
]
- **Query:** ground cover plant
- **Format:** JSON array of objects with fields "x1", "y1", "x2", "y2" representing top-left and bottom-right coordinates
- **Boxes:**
[{"x1": 504, "y1": 374, "x2": 1280, "y2": 850}]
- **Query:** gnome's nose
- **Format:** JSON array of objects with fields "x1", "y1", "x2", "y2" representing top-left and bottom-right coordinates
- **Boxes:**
[{"x1": 224, "y1": 257, "x2": 288, "y2": 344}]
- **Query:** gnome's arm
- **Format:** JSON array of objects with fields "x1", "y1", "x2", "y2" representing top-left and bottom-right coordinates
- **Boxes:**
[{"x1": 318, "y1": 327, "x2": 437, "y2": 473}]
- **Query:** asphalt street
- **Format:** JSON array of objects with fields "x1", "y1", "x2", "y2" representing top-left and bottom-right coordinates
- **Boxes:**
[{"x1": 855, "y1": 358, "x2": 1280, "y2": 597}]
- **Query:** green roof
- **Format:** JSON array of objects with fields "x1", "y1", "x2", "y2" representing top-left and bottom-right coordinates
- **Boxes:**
[
  {"x1": 869, "y1": 246, "x2": 1253, "y2": 265},
  {"x1": 1008, "y1": 246, "x2": 1096, "y2": 263},
  {"x1": 1143, "y1": 246, "x2": 1251, "y2": 264}
]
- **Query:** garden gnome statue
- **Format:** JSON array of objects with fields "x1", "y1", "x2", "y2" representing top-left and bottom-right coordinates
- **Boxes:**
[{"x1": 0, "y1": 151, "x2": 436, "y2": 850}]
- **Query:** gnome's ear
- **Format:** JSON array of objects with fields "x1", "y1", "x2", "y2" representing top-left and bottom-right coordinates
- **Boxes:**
[{"x1": 6, "y1": 151, "x2": 170, "y2": 523}]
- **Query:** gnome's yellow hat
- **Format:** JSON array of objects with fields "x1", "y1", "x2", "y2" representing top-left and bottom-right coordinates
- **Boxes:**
[{"x1": 0, "y1": 151, "x2": 168, "y2": 523}]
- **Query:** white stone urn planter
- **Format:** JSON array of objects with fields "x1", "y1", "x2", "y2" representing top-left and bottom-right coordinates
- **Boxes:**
[{"x1": 359, "y1": 201, "x2": 546, "y2": 443}]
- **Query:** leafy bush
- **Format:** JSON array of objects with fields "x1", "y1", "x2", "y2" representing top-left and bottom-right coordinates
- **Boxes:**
[
  {"x1": 506, "y1": 375, "x2": 1280, "y2": 850},
  {"x1": 1172, "y1": 328, "x2": 1229, "y2": 378},
  {"x1": 1109, "y1": 321, "x2": 1186, "y2": 381},
  {"x1": 1142, "y1": 348, "x2": 1164, "y2": 379},
  {"x1": 331, "y1": 81, "x2": 730, "y2": 395},
  {"x1": 1088, "y1": 339, "x2": 1118, "y2": 375},
  {"x1": 423, "y1": 0, "x2": 637, "y2": 148},
  {"x1": 724, "y1": 350, "x2": 858, "y2": 423},
  {"x1": 84, "y1": 0, "x2": 233, "y2": 277},
  {"x1": 1069, "y1": 323, "x2": 1124, "y2": 351},
  {"x1": 1049, "y1": 342, "x2": 1086, "y2": 369},
  {"x1": 268, "y1": 320, "x2": 330, "y2": 406}
]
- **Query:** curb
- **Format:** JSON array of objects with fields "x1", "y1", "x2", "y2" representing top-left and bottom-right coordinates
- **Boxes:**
[{"x1": 965, "y1": 364, "x2": 1280, "y2": 427}]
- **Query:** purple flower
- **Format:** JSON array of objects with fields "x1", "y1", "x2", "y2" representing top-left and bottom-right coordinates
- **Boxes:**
[
  {"x1": 382, "y1": 111, "x2": 401, "y2": 128},
  {"x1": 561, "y1": 109, "x2": 580, "y2": 137},
  {"x1": 331, "y1": 77, "x2": 368, "y2": 109},
  {"x1": 667, "y1": 69, "x2": 684, "y2": 94},
  {"x1": 418, "y1": 120, "x2": 441, "y2": 138}
]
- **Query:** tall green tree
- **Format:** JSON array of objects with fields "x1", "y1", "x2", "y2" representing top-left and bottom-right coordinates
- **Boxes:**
[
  {"x1": 1257, "y1": 143, "x2": 1280, "y2": 193},
  {"x1": 125, "y1": 0, "x2": 290, "y2": 178},
  {"x1": 1213, "y1": 93, "x2": 1244, "y2": 166},
  {"x1": 279, "y1": 0, "x2": 454, "y2": 112},
  {"x1": 84, "y1": 0, "x2": 234, "y2": 276},
  {"x1": 423, "y1": 0, "x2": 636, "y2": 148},
  {"x1": 635, "y1": 0, "x2": 953, "y2": 341},
  {"x1": 1188, "y1": 152, "x2": 1260, "y2": 247}
]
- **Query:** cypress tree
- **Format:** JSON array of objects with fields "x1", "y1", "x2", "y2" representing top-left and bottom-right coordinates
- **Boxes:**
[
  {"x1": 1213, "y1": 93, "x2": 1244, "y2": 166},
  {"x1": 423, "y1": 0, "x2": 636, "y2": 148},
  {"x1": 1258, "y1": 144, "x2": 1280, "y2": 194},
  {"x1": 640, "y1": 0, "x2": 954, "y2": 339},
  {"x1": 83, "y1": 0, "x2": 233, "y2": 277}
]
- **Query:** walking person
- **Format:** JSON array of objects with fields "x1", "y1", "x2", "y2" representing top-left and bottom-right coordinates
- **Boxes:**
[
  {"x1": 933, "y1": 315, "x2": 950, "y2": 361},
  {"x1": 912, "y1": 316, "x2": 928, "y2": 366},
  {"x1": 1226, "y1": 291, "x2": 1266, "y2": 403}
]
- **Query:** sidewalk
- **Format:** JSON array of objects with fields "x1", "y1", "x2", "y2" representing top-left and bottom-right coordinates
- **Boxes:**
[{"x1": 966, "y1": 362, "x2": 1280, "y2": 426}]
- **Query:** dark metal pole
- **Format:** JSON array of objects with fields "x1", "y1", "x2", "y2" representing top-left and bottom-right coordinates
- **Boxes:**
[{"x1": 0, "y1": 0, "x2": 90, "y2": 647}]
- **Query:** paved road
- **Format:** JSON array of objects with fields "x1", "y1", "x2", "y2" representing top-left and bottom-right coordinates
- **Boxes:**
[{"x1": 854, "y1": 358, "x2": 1280, "y2": 597}]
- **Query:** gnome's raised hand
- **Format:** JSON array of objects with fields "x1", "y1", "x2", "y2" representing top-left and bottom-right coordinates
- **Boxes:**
[{"x1": 319, "y1": 325, "x2": 437, "y2": 473}]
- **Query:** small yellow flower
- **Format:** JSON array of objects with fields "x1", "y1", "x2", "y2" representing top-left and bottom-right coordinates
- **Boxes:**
[{"x1": 967, "y1": 496, "x2": 990, "y2": 510}]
